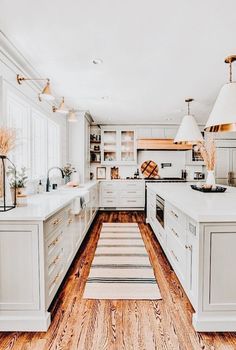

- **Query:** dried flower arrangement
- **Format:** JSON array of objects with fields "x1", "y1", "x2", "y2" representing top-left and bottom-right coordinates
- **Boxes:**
[
  {"x1": 63, "y1": 163, "x2": 75, "y2": 177},
  {"x1": 0, "y1": 127, "x2": 16, "y2": 156},
  {"x1": 197, "y1": 137, "x2": 216, "y2": 171}
]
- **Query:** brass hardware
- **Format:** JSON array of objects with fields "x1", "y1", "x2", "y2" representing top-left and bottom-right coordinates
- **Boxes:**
[
  {"x1": 171, "y1": 228, "x2": 179, "y2": 237},
  {"x1": 52, "y1": 97, "x2": 68, "y2": 114},
  {"x1": 16, "y1": 75, "x2": 54, "y2": 102},
  {"x1": 68, "y1": 218, "x2": 73, "y2": 224},
  {"x1": 171, "y1": 210, "x2": 178, "y2": 219},
  {"x1": 225, "y1": 55, "x2": 236, "y2": 82},
  {"x1": 53, "y1": 218, "x2": 60, "y2": 226},
  {"x1": 171, "y1": 250, "x2": 178, "y2": 262}
]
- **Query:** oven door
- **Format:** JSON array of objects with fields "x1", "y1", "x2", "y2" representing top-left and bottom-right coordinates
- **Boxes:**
[{"x1": 156, "y1": 194, "x2": 164, "y2": 228}]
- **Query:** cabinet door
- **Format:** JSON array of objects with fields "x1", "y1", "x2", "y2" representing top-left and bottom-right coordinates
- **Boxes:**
[
  {"x1": 151, "y1": 128, "x2": 165, "y2": 138},
  {"x1": 164, "y1": 127, "x2": 178, "y2": 139},
  {"x1": 215, "y1": 148, "x2": 231, "y2": 185},
  {"x1": 120, "y1": 130, "x2": 136, "y2": 164},
  {"x1": 102, "y1": 130, "x2": 118, "y2": 164},
  {"x1": 0, "y1": 225, "x2": 40, "y2": 311}
]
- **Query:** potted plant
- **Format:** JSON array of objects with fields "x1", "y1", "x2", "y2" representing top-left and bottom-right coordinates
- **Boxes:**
[
  {"x1": 63, "y1": 163, "x2": 75, "y2": 184},
  {"x1": 7, "y1": 166, "x2": 28, "y2": 196}
]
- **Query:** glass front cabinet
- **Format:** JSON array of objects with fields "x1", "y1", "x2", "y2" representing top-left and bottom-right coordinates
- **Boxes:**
[{"x1": 101, "y1": 128, "x2": 137, "y2": 165}]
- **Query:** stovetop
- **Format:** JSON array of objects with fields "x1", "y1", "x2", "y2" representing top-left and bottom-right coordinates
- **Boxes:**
[{"x1": 145, "y1": 177, "x2": 186, "y2": 182}]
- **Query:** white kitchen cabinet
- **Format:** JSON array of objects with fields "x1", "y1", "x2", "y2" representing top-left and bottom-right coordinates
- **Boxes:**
[
  {"x1": 101, "y1": 127, "x2": 137, "y2": 165},
  {"x1": 0, "y1": 225, "x2": 40, "y2": 311},
  {"x1": 215, "y1": 140, "x2": 236, "y2": 186},
  {"x1": 100, "y1": 180, "x2": 145, "y2": 209},
  {"x1": 0, "y1": 183, "x2": 99, "y2": 331},
  {"x1": 164, "y1": 127, "x2": 178, "y2": 139},
  {"x1": 68, "y1": 112, "x2": 91, "y2": 183},
  {"x1": 147, "y1": 184, "x2": 236, "y2": 332},
  {"x1": 151, "y1": 127, "x2": 165, "y2": 138}
]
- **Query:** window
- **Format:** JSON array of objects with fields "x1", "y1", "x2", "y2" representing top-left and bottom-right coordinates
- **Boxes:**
[
  {"x1": 5, "y1": 88, "x2": 62, "y2": 180},
  {"x1": 31, "y1": 109, "x2": 47, "y2": 179},
  {"x1": 6, "y1": 91, "x2": 30, "y2": 169},
  {"x1": 48, "y1": 119, "x2": 60, "y2": 169}
]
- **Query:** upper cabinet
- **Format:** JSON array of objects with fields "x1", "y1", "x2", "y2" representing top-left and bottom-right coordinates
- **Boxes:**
[{"x1": 101, "y1": 128, "x2": 137, "y2": 165}]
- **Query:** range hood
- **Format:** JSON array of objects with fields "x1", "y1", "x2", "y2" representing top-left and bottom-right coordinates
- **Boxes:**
[{"x1": 137, "y1": 138, "x2": 192, "y2": 151}]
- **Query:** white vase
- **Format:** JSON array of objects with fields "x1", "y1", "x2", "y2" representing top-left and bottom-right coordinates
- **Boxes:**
[{"x1": 206, "y1": 170, "x2": 216, "y2": 188}]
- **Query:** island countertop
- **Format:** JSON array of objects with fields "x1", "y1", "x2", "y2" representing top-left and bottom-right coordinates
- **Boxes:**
[
  {"x1": 147, "y1": 182, "x2": 236, "y2": 222},
  {"x1": 0, "y1": 181, "x2": 98, "y2": 221}
]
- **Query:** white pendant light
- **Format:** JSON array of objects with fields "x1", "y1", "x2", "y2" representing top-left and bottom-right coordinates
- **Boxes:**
[
  {"x1": 205, "y1": 55, "x2": 236, "y2": 132},
  {"x1": 174, "y1": 98, "x2": 203, "y2": 144},
  {"x1": 53, "y1": 97, "x2": 68, "y2": 114},
  {"x1": 68, "y1": 110, "x2": 78, "y2": 122}
]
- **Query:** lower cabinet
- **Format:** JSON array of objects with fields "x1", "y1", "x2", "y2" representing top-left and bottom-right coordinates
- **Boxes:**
[
  {"x1": 100, "y1": 180, "x2": 145, "y2": 209},
  {"x1": 0, "y1": 183, "x2": 99, "y2": 331}
]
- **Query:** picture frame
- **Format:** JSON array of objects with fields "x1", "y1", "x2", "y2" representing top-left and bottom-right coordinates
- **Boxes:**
[{"x1": 96, "y1": 166, "x2": 106, "y2": 180}]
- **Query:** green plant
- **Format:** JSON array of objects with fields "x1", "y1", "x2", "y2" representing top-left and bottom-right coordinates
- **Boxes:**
[
  {"x1": 63, "y1": 163, "x2": 75, "y2": 177},
  {"x1": 7, "y1": 166, "x2": 28, "y2": 188}
]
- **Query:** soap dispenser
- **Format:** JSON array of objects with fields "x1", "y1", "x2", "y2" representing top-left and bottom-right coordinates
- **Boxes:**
[{"x1": 37, "y1": 180, "x2": 44, "y2": 194}]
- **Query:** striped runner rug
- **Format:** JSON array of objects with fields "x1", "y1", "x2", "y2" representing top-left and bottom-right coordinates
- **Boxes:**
[{"x1": 83, "y1": 223, "x2": 162, "y2": 299}]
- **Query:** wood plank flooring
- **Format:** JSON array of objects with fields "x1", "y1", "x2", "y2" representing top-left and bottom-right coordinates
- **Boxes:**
[{"x1": 1, "y1": 211, "x2": 236, "y2": 350}]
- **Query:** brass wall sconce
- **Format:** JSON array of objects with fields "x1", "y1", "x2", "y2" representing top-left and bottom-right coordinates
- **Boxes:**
[
  {"x1": 16, "y1": 74, "x2": 55, "y2": 101},
  {"x1": 52, "y1": 97, "x2": 69, "y2": 114}
]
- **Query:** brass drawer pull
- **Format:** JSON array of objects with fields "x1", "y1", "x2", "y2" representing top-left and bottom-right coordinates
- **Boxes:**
[
  {"x1": 171, "y1": 228, "x2": 179, "y2": 237},
  {"x1": 48, "y1": 253, "x2": 60, "y2": 270},
  {"x1": 171, "y1": 250, "x2": 179, "y2": 262},
  {"x1": 53, "y1": 218, "x2": 60, "y2": 226},
  {"x1": 48, "y1": 233, "x2": 61, "y2": 249},
  {"x1": 171, "y1": 210, "x2": 178, "y2": 219},
  {"x1": 68, "y1": 218, "x2": 73, "y2": 224}
]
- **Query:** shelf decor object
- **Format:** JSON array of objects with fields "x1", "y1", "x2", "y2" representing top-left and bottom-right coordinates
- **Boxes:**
[
  {"x1": 17, "y1": 74, "x2": 54, "y2": 101},
  {"x1": 190, "y1": 184, "x2": 226, "y2": 193},
  {"x1": 0, "y1": 155, "x2": 16, "y2": 211},
  {"x1": 197, "y1": 138, "x2": 216, "y2": 188},
  {"x1": 96, "y1": 167, "x2": 106, "y2": 180},
  {"x1": 205, "y1": 55, "x2": 236, "y2": 132},
  {"x1": 174, "y1": 98, "x2": 203, "y2": 144}
]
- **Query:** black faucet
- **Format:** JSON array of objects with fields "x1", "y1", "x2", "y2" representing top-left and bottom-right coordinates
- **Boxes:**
[{"x1": 46, "y1": 167, "x2": 65, "y2": 192}]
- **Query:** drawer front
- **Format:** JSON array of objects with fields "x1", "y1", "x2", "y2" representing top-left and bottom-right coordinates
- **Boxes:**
[
  {"x1": 101, "y1": 182, "x2": 117, "y2": 190},
  {"x1": 167, "y1": 229, "x2": 186, "y2": 282},
  {"x1": 47, "y1": 227, "x2": 64, "y2": 258},
  {"x1": 120, "y1": 190, "x2": 144, "y2": 197},
  {"x1": 45, "y1": 208, "x2": 66, "y2": 236},
  {"x1": 166, "y1": 214, "x2": 186, "y2": 246},
  {"x1": 47, "y1": 246, "x2": 64, "y2": 279},
  {"x1": 119, "y1": 197, "x2": 144, "y2": 207},
  {"x1": 121, "y1": 181, "x2": 144, "y2": 191},
  {"x1": 102, "y1": 189, "x2": 118, "y2": 198},
  {"x1": 101, "y1": 198, "x2": 117, "y2": 207},
  {"x1": 47, "y1": 263, "x2": 64, "y2": 307},
  {"x1": 166, "y1": 203, "x2": 186, "y2": 229}
]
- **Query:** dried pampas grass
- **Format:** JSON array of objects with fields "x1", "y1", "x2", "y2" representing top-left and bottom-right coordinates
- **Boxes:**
[
  {"x1": 197, "y1": 137, "x2": 216, "y2": 171},
  {"x1": 0, "y1": 127, "x2": 16, "y2": 156}
]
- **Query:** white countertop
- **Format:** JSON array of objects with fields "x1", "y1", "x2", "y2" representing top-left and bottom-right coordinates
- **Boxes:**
[
  {"x1": 0, "y1": 181, "x2": 98, "y2": 221},
  {"x1": 147, "y1": 183, "x2": 236, "y2": 222}
]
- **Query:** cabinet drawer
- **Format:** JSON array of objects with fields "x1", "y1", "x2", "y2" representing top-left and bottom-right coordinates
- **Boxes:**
[
  {"x1": 47, "y1": 227, "x2": 63, "y2": 258},
  {"x1": 47, "y1": 264, "x2": 64, "y2": 307},
  {"x1": 166, "y1": 203, "x2": 186, "y2": 228},
  {"x1": 119, "y1": 197, "x2": 144, "y2": 207},
  {"x1": 121, "y1": 182, "x2": 144, "y2": 191},
  {"x1": 166, "y1": 214, "x2": 186, "y2": 246},
  {"x1": 47, "y1": 246, "x2": 64, "y2": 279},
  {"x1": 101, "y1": 182, "x2": 117, "y2": 190},
  {"x1": 102, "y1": 189, "x2": 117, "y2": 197},
  {"x1": 101, "y1": 198, "x2": 117, "y2": 207},
  {"x1": 45, "y1": 208, "x2": 66, "y2": 236},
  {"x1": 120, "y1": 190, "x2": 144, "y2": 197},
  {"x1": 147, "y1": 190, "x2": 156, "y2": 209},
  {"x1": 167, "y1": 228, "x2": 186, "y2": 282}
]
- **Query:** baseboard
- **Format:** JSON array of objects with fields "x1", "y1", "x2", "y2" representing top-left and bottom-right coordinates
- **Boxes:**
[{"x1": 0, "y1": 312, "x2": 51, "y2": 332}]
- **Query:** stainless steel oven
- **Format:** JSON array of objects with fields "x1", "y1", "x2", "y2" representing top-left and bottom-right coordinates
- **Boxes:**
[{"x1": 156, "y1": 194, "x2": 165, "y2": 228}]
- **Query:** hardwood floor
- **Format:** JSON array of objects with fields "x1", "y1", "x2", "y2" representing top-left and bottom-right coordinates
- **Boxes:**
[{"x1": 0, "y1": 211, "x2": 236, "y2": 350}]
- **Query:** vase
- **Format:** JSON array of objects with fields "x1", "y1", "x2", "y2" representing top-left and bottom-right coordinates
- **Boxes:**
[
  {"x1": 206, "y1": 170, "x2": 216, "y2": 188},
  {"x1": 65, "y1": 175, "x2": 70, "y2": 184}
]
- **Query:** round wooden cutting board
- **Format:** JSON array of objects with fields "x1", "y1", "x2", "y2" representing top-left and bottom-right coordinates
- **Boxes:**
[{"x1": 141, "y1": 160, "x2": 159, "y2": 179}]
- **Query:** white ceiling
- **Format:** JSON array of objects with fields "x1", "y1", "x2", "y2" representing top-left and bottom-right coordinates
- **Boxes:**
[{"x1": 0, "y1": 0, "x2": 236, "y2": 125}]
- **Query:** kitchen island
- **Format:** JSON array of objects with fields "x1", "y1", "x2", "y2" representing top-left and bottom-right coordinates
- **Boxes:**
[
  {"x1": 147, "y1": 183, "x2": 236, "y2": 332},
  {"x1": 0, "y1": 182, "x2": 99, "y2": 331}
]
